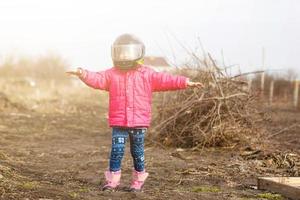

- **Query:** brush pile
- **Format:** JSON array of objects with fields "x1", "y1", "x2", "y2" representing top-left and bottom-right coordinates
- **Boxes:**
[
  {"x1": 0, "y1": 92, "x2": 25, "y2": 112},
  {"x1": 151, "y1": 54, "x2": 263, "y2": 149}
]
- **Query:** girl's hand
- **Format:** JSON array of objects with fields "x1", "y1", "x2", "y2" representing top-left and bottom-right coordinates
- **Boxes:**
[
  {"x1": 66, "y1": 68, "x2": 84, "y2": 77},
  {"x1": 187, "y1": 80, "x2": 204, "y2": 88}
]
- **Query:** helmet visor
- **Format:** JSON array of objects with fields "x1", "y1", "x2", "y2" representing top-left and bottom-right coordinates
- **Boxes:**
[{"x1": 111, "y1": 44, "x2": 144, "y2": 62}]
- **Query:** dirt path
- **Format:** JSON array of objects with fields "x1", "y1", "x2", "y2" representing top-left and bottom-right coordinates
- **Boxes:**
[{"x1": 1, "y1": 105, "x2": 299, "y2": 199}]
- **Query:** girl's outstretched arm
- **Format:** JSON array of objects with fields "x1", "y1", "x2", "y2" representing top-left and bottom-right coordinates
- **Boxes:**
[
  {"x1": 151, "y1": 71, "x2": 203, "y2": 91},
  {"x1": 66, "y1": 68, "x2": 110, "y2": 90}
]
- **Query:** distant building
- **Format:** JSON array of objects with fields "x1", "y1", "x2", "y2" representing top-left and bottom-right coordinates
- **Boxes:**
[{"x1": 143, "y1": 56, "x2": 173, "y2": 72}]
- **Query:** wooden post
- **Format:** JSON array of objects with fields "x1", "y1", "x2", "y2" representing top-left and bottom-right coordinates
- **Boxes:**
[
  {"x1": 261, "y1": 48, "x2": 265, "y2": 98},
  {"x1": 284, "y1": 89, "x2": 288, "y2": 102},
  {"x1": 269, "y1": 80, "x2": 274, "y2": 106},
  {"x1": 248, "y1": 79, "x2": 252, "y2": 92},
  {"x1": 261, "y1": 73, "x2": 265, "y2": 96},
  {"x1": 258, "y1": 177, "x2": 300, "y2": 200},
  {"x1": 294, "y1": 80, "x2": 299, "y2": 108}
]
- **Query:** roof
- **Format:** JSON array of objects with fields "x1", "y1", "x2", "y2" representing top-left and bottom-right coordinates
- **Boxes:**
[{"x1": 144, "y1": 56, "x2": 170, "y2": 67}]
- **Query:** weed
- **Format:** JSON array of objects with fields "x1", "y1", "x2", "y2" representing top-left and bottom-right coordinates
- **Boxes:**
[
  {"x1": 69, "y1": 192, "x2": 79, "y2": 199},
  {"x1": 22, "y1": 181, "x2": 38, "y2": 190},
  {"x1": 191, "y1": 186, "x2": 221, "y2": 193},
  {"x1": 257, "y1": 193, "x2": 283, "y2": 200}
]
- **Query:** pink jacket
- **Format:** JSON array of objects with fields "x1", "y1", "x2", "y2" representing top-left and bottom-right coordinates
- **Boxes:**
[{"x1": 81, "y1": 65, "x2": 188, "y2": 127}]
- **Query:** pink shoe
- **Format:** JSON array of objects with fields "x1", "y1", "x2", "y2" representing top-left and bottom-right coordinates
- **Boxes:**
[
  {"x1": 102, "y1": 170, "x2": 121, "y2": 191},
  {"x1": 130, "y1": 170, "x2": 149, "y2": 192}
]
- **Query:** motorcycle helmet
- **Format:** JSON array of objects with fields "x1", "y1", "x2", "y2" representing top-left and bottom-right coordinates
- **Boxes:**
[{"x1": 111, "y1": 33, "x2": 145, "y2": 70}]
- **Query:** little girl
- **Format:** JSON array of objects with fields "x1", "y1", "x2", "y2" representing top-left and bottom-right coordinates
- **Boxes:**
[{"x1": 67, "y1": 34, "x2": 202, "y2": 192}]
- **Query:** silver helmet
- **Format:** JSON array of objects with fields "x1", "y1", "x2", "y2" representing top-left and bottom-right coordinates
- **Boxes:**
[{"x1": 111, "y1": 34, "x2": 145, "y2": 70}]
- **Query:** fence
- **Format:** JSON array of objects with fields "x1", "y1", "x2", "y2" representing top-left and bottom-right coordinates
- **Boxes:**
[{"x1": 252, "y1": 77, "x2": 299, "y2": 109}]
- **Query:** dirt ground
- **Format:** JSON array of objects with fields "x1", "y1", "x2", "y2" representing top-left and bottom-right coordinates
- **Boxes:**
[{"x1": 0, "y1": 87, "x2": 299, "y2": 200}]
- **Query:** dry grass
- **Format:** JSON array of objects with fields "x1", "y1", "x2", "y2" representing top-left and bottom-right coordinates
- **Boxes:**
[
  {"x1": 0, "y1": 54, "x2": 108, "y2": 114},
  {"x1": 0, "y1": 53, "x2": 69, "y2": 81},
  {"x1": 0, "y1": 78, "x2": 108, "y2": 115}
]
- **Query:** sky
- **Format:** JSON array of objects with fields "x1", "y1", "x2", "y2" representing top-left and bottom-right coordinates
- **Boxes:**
[{"x1": 0, "y1": 0, "x2": 299, "y2": 77}]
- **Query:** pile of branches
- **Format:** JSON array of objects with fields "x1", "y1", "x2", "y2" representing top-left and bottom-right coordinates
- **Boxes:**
[
  {"x1": 0, "y1": 92, "x2": 25, "y2": 112},
  {"x1": 151, "y1": 54, "x2": 263, "y2": 149}
]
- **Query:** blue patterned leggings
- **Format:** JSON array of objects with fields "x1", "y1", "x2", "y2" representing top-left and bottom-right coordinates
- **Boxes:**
[{"x1": 109, "y1": 127, "x2": 146, "y2": 172}]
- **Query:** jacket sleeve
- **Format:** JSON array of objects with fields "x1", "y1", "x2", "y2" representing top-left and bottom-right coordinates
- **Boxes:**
[
  {"x1": 80, "y1": 69, "x2": 110, "y2": 91},
  {"x1": 151, "y1": 71, "x2": 188, "y2": 92}
]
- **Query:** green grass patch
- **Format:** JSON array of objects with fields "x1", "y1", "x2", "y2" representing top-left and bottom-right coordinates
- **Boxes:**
[
  {"x1": 69, "y1": 192, "x2": 79, "y2": 199},
  {"x1": 257, "y1": 193, "x2": 283, "y2": 200},
  {"x1": 78, "y1": 187, "x2": 90, "y2": 193},
  {"x1": 22, "y1": 181, "x2": 39, "y2": 190},
  {"x1": 191, "y1": 186, "x2": 221, "y2": 193}
]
